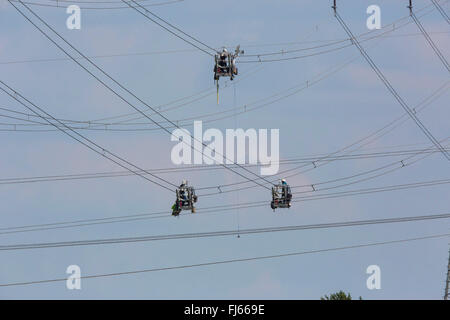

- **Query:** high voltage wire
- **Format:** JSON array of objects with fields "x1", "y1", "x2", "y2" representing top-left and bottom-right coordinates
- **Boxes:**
[
  {"x1": 121, "y1": 0, "x2": 447, "y2": 64},
  {"x1": 0, "y1": 132, "x2": 446, "y2": 202},
  {"x1": 0, "y1": 64, "x2": 267, "y2": 128},
  {"x1": 2, "y1": 1, "x2": 446, "y2": 232},
  {"x1": 12, "y1": 0, "x2": 272, "y2": 189},
  {"x1": 409, "y1": 4, "x2": 450, "y2": 72},
  {"x1": 0, "y1": 233, "x2": 448, "y2": 287},
  {"x1": 237, "y1": 3, "x2": 448, "y2": 64},
  {"x1": 0, "y1": 74, "x2": 446, "y2": 132},
  {"x1": 2, "y1": 33, "x2": 446, "y2": 133},
  {"x1": 1, "y1": 67, "x2": 446, "y2": 200},
  {"x1": 0, "y1": 1, "x2": 448, "y2": 285},
  {"x1": 0, "y1": 81, "x2": 177, "y2": 192},
  {"x1": 196, "y1": 137, "x2": 450, "y2": 196},
  {"x1": 1, "y1": 178, "x2": 449, "y2": 235},
  {"x1": 1, "y1": 48, "x2": 447, "y2": 133},
  {"x1": 204, "y1": 178, "x2": 450, "y2": 210},
  {"x1": 192, "y1": 74, "x2": 450, "y2": 194},
  {"x1": 1, "y1": 0, "x2": 440, "y2": 72},
  {"x1": 332, "y1": 5, "x2": 450, "y2": 162},
  {"x1": 46, "y1": 0, "x2": 174, "y2": 3},
  {"x1": 0, "y1": 147, "x2": 446, "y2": 186},
  {"x1": 0, "y1": 64, "x2": 264, "y2": 129},
  {"x1": 292, "y1": 178, "x2": 450, "y2": 199},
  {"x1": 182, "y1": 178, "x2": 450, "y2": 213},
  {"x1": 1, "y1": 0, "x2": 443, "y2": 58},
  {"x1": 239, "y1": 32, "x2": 450, "y2": 59},
  {"x1": 239, "y1": 1, "x2": 447, "y2": 59},
  {"x1": 0, "y1": 75, "x2": 447, "y2": 200},
  {"x1": 125, "y1": 0, "x2": 217, "y2": 53},
  {"x1": 0, "y1": 143, "x2": 444, "y2": 210},
  {"x1": 0, "y1": 138, "x2": 445, "y2": 228},
  {"x1": 0, "y1": 48, "x2": 198, "y2": 65},
  {"x1": 1, "y1": 213, "x2": 449, "y2": 251},
  {"x1": 8, "y1": 0, "x2": 275, "y2": 190},
  {"x1": 1, "y1": 77, "x2": 446, "y2": 199},
  {"x1": 120, "y1": 0, "x2": 215, "y2": 56},
  {"x1": 1, "y1": 32, "x2": 447, "y2": 67},
  {"x1": 431, "y1": 0, "x2": 450, "y2": 23},
  {"x1": 8, "y1": 0, "x2": 183, "y2": 10},
  {"x1": 0, "y1": 4, "x2": 443, "y2": 130}
]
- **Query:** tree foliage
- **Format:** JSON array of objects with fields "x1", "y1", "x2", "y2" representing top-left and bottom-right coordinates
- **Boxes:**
[{"x1": 321, "y1": 290, "x2": 355, "y2": 300}]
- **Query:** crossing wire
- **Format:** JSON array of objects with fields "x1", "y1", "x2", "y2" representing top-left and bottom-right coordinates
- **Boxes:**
[
  {"x1": 8, "y1": 0, "x2": 183, "y2": 10},
  {"x1": 1, "y1": 178, "x2": 449, "y2": 235},
  {"x1": 0, "y1": 80, "x2": 177, "y2": 191},
  {"x1": 1, "y1": 82, "x2": 447, "y2": 200},
  {"x1": 332, "y1": 4, "x2": 450, "y2": 162},
  {"x1": 119, "y1": 0, "x2": 214, "y2": 56},
  {"x1": 8, "y1": 0, "x2": 274, "y2": 190},
  {"x1": 431, "y1": 0, "x2": 450, "y2": 23},
  {"x1": 409, "y1": 4, "x2": 450, "y2": 72},
  {"x1": 1, "y1": 27, "x2": 446, "y2": 133},
  {"x1": 0, "y1": 147, "x2": 446, "y2": 186},
  {"x1": 0, "y1": 233, "x2": 448, "y2": 287},
  {"x1": 0, "y1": 213, "x2": 449, "y2": 251},
  {"x1": 0, "y1": 3, "x2": 444, "y2": 130},
  {"x1": 124, "y1": 0, "x2": 217, "y2": 54}
]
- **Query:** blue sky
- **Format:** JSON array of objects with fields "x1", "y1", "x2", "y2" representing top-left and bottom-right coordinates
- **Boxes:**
[{"x1": 0, "y1": 0, "x2": 449, "y2": 299}]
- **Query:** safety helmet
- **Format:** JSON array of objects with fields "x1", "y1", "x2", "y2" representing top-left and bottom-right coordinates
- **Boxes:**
[{"x1": 281, "y1": 179, "x2": 286, "y2": 183}]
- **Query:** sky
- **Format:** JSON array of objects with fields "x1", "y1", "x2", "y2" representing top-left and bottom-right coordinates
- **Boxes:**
[{"x1": 0, "y1": 0, "x2": 449, "y2": 299}]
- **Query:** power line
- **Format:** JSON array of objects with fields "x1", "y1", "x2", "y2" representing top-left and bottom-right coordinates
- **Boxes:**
[
  {"x1": 332, "y1": 3, "x2": 450, "y2": 162},
  {"x1": 197, "y1": 178, "x2": 450, "y2": 213},
  {"x1": 1, "y1": 213, "x2": 449, "y2": 251},
  {"x1": 2, "y1": 0, "x2": 446, "y2": 230},
  {"x1": 0, "y1": 141, "x2": 447, "y2": 238},
  {"x1": 0, "y1": 81, "x2": 177, "y2": 192},
  {"x1": 2, "y1": 73, "x2": 446, "y2": 199},
  {"x1": 9, "y1": 0, "x2": 274, "y2": 190},
  {"x1": 0, "y1": 147, "x2": 446, "y2": 186},
  {"x1": 238, "y1": 31, "x2": 450, "y2": 59},
  {"x1": 1, "y1": 5, "x2": 444, "y2": 131},
  {"x1": 1, "y1": 80, "x2": 446, "y2": 199},
  {"x1": 8, "y1": 0, "x2": 184, "y2": 10},
  {"x1": 126, "y1": 0, "x2": 217, "y2": 53},
  {"x1": 431, "y1": 0, "x2": 450, "y2": 23},
  {"x1": 2, "y1": 33, "x2": 446, "y2": 67},
  {"x1": 2, "y1": 39, "x2": 446, "y2": 134},
  {"x1": 0, "y1": 64, "x2": 263, "y2": 129},
  {"x1": 0, "y1": 233, "x2": 448, "y2": 287},
  {"x1": 1, "y1": 178, "x2": 449, "y2": 236},
  {"x1": 198, "y1": 138, "x2": 450, "y2": 196},
  {"x1": 409, "y1": 2, "x2": 450, "y2": 72},
  {"x1": 120, "y1": 0, "x2": 215, "y2": 56},
  {"x1": 238, "y1": 0, "x2": 446, "y2": 59},
  {"x1": 193, "y1": 88, "x2": 450, "y2": 194},
  {"x1": 1, "y1": 66, "x2": 447, "y2": 199},
  {"x1": 1, "y1": 1, "x2": 443, "y2": 132},
  {"x1": 237, "y1": 5, "x2": 447, "y2": 64}
]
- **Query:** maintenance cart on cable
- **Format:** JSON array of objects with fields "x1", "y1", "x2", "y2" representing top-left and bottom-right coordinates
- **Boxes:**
[
  {"x1": 271, "y1": 179, "x2": 292, "y2": 211},
  {"x1": 172, "y1": 180, "x2": 198, "y2": 216},
  {"x1": 213, "y1": 45, "x2": 244, "y2": 103}
]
